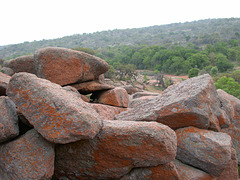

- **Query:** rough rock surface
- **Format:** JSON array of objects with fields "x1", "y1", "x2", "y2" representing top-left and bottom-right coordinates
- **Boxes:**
[
  {"x1": 176, "y1": 126, "x2": 232, "y2": 177},
  {"x1": 90, "y1": 103, "x2": 129, "y2": 120},
  {"x1": 0, "y1": 67, "x2": 14, "y2": 76},
  {"x1": 7, "y1": 72, "x2": 103, "y2": 144},
  {"x1": 0, "y1": 96, "x2": 19, "y2": 143},
  {"x1": 121, "y1": 162, "x2": 180, "y2": 180},
  {"x1": 71, "y1": 80, "x2": 114, "y2": 94},
  {"x1": 132, "y1": 91, "x2": 160, "y2": 99},
  {"x1": 0, "y1": 72, "x2": 11, "y2": 95},
  {"x1": 217, "y1": 89, "x2": 240, "y2": 164},
  {"x1": 122, "y1": 85, "x2": 142, "y2": 95},
  {"x1": 0, "y1": 129, "x2": 55, "y2": 180},
  {"x1": 54, "y1": 120, "x2": 177, "y2": 179},
  {"x1": 129, "y1": 96, "x2": 157, "y2": 108},
  {"x1": 3, "y1": 55, "x2": 35, "y2": 74},
  {"x1": 92, "y1": 87, "x2": 129, "y2": 108},
  {"x1": 174, "y1": 160, "x2": 214, "y2": 180},
  {"x1": 116, "y1": 74, "x2": 226, "y2": 130},
  {"x1": 217, "y1": 148, "x2": 239, "y2": 180},
  {"x1": 34, "y1": 47, "x2": 109, "y2": 85}
]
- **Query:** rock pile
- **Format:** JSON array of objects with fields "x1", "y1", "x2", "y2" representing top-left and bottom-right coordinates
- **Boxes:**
[{"x1": 0, "y1": 47, "x2": 239, "y2": 179}]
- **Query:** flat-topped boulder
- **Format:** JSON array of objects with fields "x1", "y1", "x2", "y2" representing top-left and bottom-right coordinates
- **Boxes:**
[
  {"x1": 7, "y1": 72, "x2": 103, "y2": 144},
  {"x1": 71, "y1": 80, "x2": 114, "y2": 94},
  {"x1": 54, "y1": 120, "x2": 177, "y2": 179},
  {"x1": 0, "y1": 129, "x2": 55, "y2": 180},
  {"x1": 3, "y1": 55, "x2": 35, "y2": 74},
  {"x1": 34, "y1": 47, "x2": 109, "y2": 85},
  {"x1": 116, "y1": 74, "x2": 226, "y2": 131},
  {"x1": 0, "y1": 96, "x2": 19, "y2": 143},
  {"x1": 176, "y1": 126, "x2": 232, "y2": 177}
]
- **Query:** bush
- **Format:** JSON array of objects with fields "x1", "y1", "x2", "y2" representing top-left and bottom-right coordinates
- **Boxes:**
[
  {"x1": 215, "y1": 76, "x2": 240, "y2": 99},
  {"x1": 188, "y1": 68, "x2": 200, "y2": 78}
]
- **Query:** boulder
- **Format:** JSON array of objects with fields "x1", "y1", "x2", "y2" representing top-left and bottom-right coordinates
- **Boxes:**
[
  {"x1": 34, "y1": 47, "x2": 109, "y2": 85},
  {"x1": 0, "y1": 67, "x2": 14, "y2": 76},
  {"x1": 116, "y1": 74, "x2": 226, "y2": 131},
  {"x1": 129, "y1": 96, "x2": 157, "y2": 108},
  {"x1": 71, "y1": 80, "x2": 114, "y2": 94},
  {"x1": 7, "y1": 72, "x2": 103, "y2": 144},
  {"x1": 0, "y1": 72, "x2": 11, "y2": 95},
  {"x1": 216, "y1": 148, "x2": 239, "y2": 180},
  {"x1": 0, "y1": 129, "x2": 55, "y2": 180},
  {"x1": 132, "y1": 91, "x2": 160, "y2": 99},
  {"x1": 0, "y1": 96, "x2": 19, "y2": 143},
  {"x1": 91, "y1": 87, "x2": 129, "y2": 108},
  {"x1": 3, "y1": 55, "x2": 35, "y2": 74},
  {"x1": 122, "y1": 85, "x2": 142, "y2": 95},
  {"x1": 217, "y1": 89, "x2": 240, "y2": 164},
  {"x1": 174, "y1": 160, "x2": 214, "y2": 180},
  {"x1": 89, "y1": 103, "x2": 129, "y2": 120},
  {"x1": 121, "y1": 162, "x2": 180, "y2": 180},
  {"x1": 54, "y1": 120, "x2": 177, "y2": 179},
  {"x1": 176, "y1": 126, "x2": 232, "y2": 177}
]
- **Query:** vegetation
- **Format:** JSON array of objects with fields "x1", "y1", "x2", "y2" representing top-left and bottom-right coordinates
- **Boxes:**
[
  {"x1": 0, "y1": 18, "x2": 240, "y2": 60},
  {"x1": 215, "y1": 76, "x2": 240, "y2": 99}
]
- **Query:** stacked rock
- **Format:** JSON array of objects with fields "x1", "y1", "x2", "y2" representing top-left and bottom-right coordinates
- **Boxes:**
[{"x1": 0, "y1": 47, "x2": 239, "y2": 179}]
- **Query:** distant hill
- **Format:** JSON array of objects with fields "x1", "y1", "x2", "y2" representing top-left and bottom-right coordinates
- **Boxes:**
[{"x1": 0, "y1": 18, "x2": 240, "y2": 59}]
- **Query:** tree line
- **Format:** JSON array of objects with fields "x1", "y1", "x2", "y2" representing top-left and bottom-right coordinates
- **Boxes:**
[{"x1": 95, "y1": 39, "x2": 240, "y2": 76}]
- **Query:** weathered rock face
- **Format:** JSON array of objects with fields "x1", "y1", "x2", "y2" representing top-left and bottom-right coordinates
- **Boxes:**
[
  {"x1": 129, "y1": 95, "x2": 157, "y2": 108},
  {"x1": 132, "y1": 91, "x2": 160, "y2": 99},
  {"x1": 121, "y1": 162, "x2": 180, "y2": 180},
  {"x1": 0, "y1": 67, "x2": 14, "y2": 76},
  {"x1": 54, "y1": 120, "x2": 177, "y2": 179},
  {"x1": 122, "y1": 85, "x2": 142, "y2": 95},
  {"x1": 217, "y1": 89, "x2": 240, "y2": 164},
  {"x1": 174, "y1": 160, "x2": 214, "y2": 180},
  {"x1": 7, "y1": 72, "x2": 103, "y2": 144},
  {"x1": 0, "y1": 72, "x2": 11, "y2": 95},
  {"x1": 89, "y1": 103, "x2": 129, "y2": 120},
  {"x1": 176, "y1": 126, "x2": 232, "y2": 177},
  {"x1": 71, "y1": 80, "x2": 114, "y2": 94},
  {"x1": 34, "y1": 47, "x2": 109, "y2": 85},
  {"x1": 92, "y1": 87, "x2": 129, "y2": 108},
  {"x1": 116, "y1": 74, "x2": 226, "y2": 131},
  {"x1": 0, "y1": 96, "x2": 19, "y2": 143},
  {"x1": 217, "y1": 148, "x2": 239, "y2": 180},
  {"x1": 0, "y1": 129, "x2": 55, "y2": 180},
  {"x1": 3, "y1": 55, "x2": 35, "y2": 74}
]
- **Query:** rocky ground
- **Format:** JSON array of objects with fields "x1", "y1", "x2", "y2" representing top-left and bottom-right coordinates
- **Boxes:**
[{"x1": 0, "y1": 47, "x2": 239, "y2": 179}]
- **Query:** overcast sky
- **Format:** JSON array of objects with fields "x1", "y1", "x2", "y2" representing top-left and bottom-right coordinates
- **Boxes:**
[{"x1": 0, "y1": 0, "x2": 239, "y2": 46}]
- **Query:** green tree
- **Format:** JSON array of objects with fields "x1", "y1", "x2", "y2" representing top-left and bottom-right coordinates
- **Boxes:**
[
  {"x1": 104, "y1": 65, "x2": 116, "y2": 79},
  {"x1": 210, "y1": 66, "x2": 218, "y2": 76},
  {"x1": 227, "y1": 48, "x2": 240, "y2": 61},
  {"x1": 187, "y1": 53, "x2": 210, "y2": 69},
  {"x1": 231, "y1": 70, "x2": 240, "y2": 83},
  {"x1": 117, "y1": 64, "x2": 137, "y2": 80},
  {"x1": 215, "y1": 76, "x2": 240, "y2": 99},
  {"x1": 215, "y1": 53, "x2": 233, "y2": 72},
  {"x1": 188, "y1": 68, "x2": 200, "y2": 78}
]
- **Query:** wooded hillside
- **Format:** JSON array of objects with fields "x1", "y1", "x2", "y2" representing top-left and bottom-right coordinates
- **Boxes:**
[{"x1": 0, "y1": 18, "x2": 240, "y2": 60}]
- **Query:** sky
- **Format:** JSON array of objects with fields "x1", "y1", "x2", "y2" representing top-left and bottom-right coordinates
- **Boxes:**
[{"x1": 0, "y1": 0, "x2": 239, "y2": 46}]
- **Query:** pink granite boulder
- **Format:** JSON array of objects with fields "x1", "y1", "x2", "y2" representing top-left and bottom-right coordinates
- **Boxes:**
[{"x1": 7, "y1": 72, "x2": 103, "y2": 144}]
